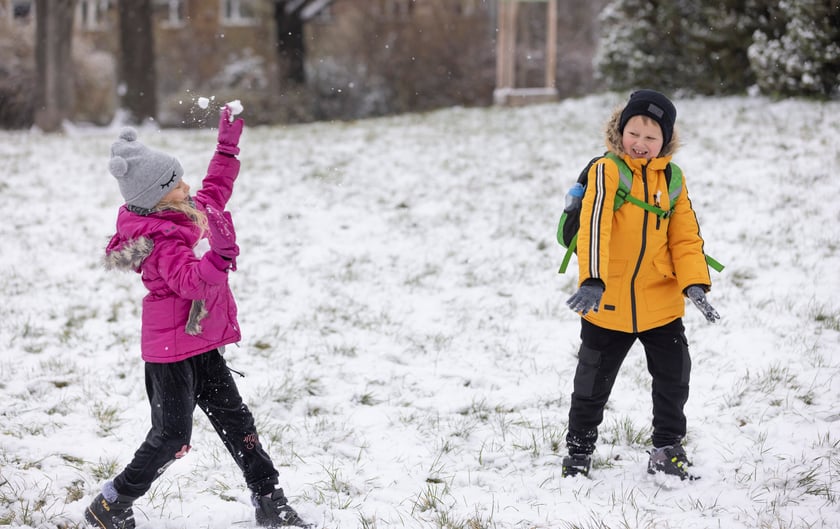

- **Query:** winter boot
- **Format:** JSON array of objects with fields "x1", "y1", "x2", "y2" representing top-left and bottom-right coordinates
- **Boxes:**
[
  {"x1": 253, "y1": 489, "x2": 311, "y2": 528},
  {"x1": 84, "y1": 491, "x2": 136, "y2": 529},
  {"x1": 647, "y1": 445, "x2": 698, "y2": 480},
  {"x1": 561, "y1": 453, "x2": 592, "y2": 477}
]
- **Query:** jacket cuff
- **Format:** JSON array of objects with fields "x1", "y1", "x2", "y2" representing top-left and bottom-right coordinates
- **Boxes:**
[
  {"x1": 216, "y1": 143, "x2": 240, "y2": 156},
  {"x1": 683, "y1": 283, "x2": 710, "y2": 295},
  {"x1": 581, "y1": 278, "x2": 606, "y2": 290},
  {"x1": 199, "y1": 252, "x2": 230, "y2": 283}
]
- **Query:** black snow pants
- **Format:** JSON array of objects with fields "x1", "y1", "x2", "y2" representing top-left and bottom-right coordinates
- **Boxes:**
[
  {"x1": 113, "y1": 349, "x2": 279, "y2": 499},
  {"x1": 566, "y1": 318, "x2": 691, "y2": 455}
]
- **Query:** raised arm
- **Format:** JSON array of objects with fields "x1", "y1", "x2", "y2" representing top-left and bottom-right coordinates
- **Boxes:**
[{"x1": 195, "y1": 106, "x2": 243, "y2": 210}]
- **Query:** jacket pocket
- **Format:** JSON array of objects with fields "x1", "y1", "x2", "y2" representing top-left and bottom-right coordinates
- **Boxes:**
[
  {"x1": 601, "y1": 259, "x2": 627, "y2": 311},
  {"x1": 643, "y1": 261, "x2": 681, "y2": 315},
  {"x1": 652, "y1": 256, "x2": 676, "y2": 279},
  {"x1": 143, "y1": 296, "x2": 182, "y2": 334}
]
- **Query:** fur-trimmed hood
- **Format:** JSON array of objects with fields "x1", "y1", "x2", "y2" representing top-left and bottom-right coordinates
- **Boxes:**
[
  {"x1": 103, "y1": 205, "x2": 202, "y2": 272},
  {"x1": 104, "y1": 235, "x2": 154, "y2": 272},
  {"x1": 605, "y1": 106, "x2": 680, "y2": 158}
]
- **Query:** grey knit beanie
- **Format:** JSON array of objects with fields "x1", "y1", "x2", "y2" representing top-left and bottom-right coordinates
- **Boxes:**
[{"x1": 109, "y1": 128, "x2": 184, "y2": 210}]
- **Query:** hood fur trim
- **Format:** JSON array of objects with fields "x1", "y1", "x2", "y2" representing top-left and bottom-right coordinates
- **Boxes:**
[
  {"x1": 605, "y1": 106, "x2": 680, "y2": 158},
  {"x1": 104, "y1": 236, "x2": 154, "y2": 271}
]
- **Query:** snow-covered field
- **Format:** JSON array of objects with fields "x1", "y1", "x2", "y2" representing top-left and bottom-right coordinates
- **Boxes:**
[{"x1": 1, "y1": 93, "x2": 839, "y2": 529}]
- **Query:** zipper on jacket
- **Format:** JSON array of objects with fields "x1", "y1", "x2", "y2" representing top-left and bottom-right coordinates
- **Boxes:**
[{"x1": 629, "y1": 164, "x2": 650, "y2": 333}]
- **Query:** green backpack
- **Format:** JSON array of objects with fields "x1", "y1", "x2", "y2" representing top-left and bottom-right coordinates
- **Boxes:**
[{"x1": 556, "y1": 152, "x2": 723, "y2": 274}]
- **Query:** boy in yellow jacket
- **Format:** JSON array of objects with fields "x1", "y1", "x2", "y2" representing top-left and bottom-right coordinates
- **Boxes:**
[{"x1": 562, "y1": 89, "x2": 720, "y2": 480}]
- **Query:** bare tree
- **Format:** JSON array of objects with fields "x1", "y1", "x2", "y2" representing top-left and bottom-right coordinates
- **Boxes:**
[
  {"x1": 117, "y1": 0, "x2": 156, "y2": 124},
  {"x1": 274, "y1": 0, "x2": 306, "y2": 83},
  {"x1": 274, "y1": 0, "x2": 333, "y2": 84},
  {"x1": 34, "y1": 0, "x2": 77, "y2": 132}
]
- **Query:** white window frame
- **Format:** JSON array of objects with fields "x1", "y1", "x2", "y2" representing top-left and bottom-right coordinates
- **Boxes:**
[
  {"x1": 77, "y1": 0, "x2": 109, "y2": 31},
  {"x1": 221, "y1": 0, "x2": 256, "y2": 26},
  {"x1": 159, "y1": 0, "x2": 186, "y2": 28}
]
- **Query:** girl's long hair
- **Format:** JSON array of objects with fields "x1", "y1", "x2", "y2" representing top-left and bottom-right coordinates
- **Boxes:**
[{"x1": 154, "y1": 198, "x2": 209, "y2": 235}]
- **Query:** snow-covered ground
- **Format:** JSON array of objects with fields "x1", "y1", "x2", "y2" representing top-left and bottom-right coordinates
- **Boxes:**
[{"x1": 1, "y1": 93, "x2": 839, "y2": 529}]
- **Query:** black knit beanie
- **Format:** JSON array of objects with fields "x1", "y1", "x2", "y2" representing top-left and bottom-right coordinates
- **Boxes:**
[{"x1": 618, "y1": 89, "x2": 677, "y2": 147}]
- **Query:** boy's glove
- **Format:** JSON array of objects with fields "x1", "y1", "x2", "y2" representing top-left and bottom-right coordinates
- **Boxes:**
[
  {"x1": 206, "y1": 205, "x2": 239, "y2": 270},
  {"x1": 686, "y1": 285, "x2": 720, "y2": 323},
  {"x1": 567, "y1": 282, "x2": 604, "y2": 315},
  {"x1": 217, "y1": 106, "x2": 244, "y2": 156}
]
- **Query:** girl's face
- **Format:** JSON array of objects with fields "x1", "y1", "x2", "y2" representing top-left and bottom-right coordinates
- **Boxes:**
[
  {"x1": 161, "y1": 179, "x2": 190, "y2": 204},
  {"x1": 621, "y1": 115, "x2": 664, "y2": 160}
]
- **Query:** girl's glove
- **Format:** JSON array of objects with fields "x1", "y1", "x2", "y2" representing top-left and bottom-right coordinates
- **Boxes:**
[
  {"x1": 567, "y1": 282, "x2": 604, "y2": 316},
  {"x1": 686, "y1": 285, "x2": 720, "y2": 323},
  {"x1": 206, "y1": 205, "x2": 239, "y2": 270},
  {"x1": 217, "y1": 106, "x2": 244, "y2": 156}
]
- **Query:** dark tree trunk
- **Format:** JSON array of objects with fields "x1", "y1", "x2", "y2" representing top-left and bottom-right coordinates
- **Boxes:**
[
  {"x1": 34, "y1": 0, "x2": 77, "y2": 132},
  {"x1": 274, "y1": 0, "x2": 307, "y2": 84},
  {"x1": 117, "y1": 0, "x2": 157, "y2": 124}
]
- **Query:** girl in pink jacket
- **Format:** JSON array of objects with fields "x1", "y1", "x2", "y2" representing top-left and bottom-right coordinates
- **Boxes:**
[{"x1": 85, "y1": 107, "x2": 309, "y2": 529}]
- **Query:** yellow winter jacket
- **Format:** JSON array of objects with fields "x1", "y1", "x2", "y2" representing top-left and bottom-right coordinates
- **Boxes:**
[{"x1": 576, "y1": 115, "x2": 712, "y2": 333}]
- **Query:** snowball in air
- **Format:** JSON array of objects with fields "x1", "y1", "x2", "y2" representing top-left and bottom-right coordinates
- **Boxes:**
[
  {"x1": 226, "y1": 100, "x2": 244, "y2": 118},
  {"x1": 197, "y1": 97, "x2": 210, "y2": 109}
]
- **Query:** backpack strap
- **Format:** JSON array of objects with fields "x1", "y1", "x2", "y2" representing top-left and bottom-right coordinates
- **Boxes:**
[
  {"x1": 559, "y1": 233, "x2": 577, "y2": 273},
  {"x1": 667, "y1": 163, "x2": 683, "y2": 205},
  {"x1": 604, "y1": 152, "x2": 633, "y2": 210},
  {"x1": 558, "y1": 154, "x2": 630, "y2": 273},
  {"x1": 606, "y1": 152, "x2": 683, "y2": 218},
  {"x1": 562, "y1": 154, "x2": 724, "y2": 273}
]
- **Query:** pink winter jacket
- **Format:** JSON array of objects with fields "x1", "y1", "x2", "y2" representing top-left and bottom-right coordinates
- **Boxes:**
[{"x1": 104, "y1": 153, "x2": 241, "y2": 363}]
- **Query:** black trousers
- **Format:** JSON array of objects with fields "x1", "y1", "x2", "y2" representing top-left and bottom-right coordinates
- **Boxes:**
[
  {"x1": 566, "y1": 318, "x2": 691, "y2": 455},
  {"x1": 113, "y1": 350, "x2": 279, "y2": 499}
]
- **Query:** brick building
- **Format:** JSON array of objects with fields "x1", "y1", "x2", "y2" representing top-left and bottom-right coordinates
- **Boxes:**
[{"x1": 1, "y1": 0, "x2": 600, "y2": 127}]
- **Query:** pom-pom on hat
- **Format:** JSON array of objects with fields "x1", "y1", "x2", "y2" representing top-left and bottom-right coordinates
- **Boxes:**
[
  {"x1": 109, "y1": 127, "x2": 184, "y2": 210},
  {"x1": 618, "y1": 89, "x2": 677, "y2": 148}
]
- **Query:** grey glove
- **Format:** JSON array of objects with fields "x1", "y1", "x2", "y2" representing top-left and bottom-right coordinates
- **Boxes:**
[
  {"x1": 567, "y1": 283, "x2": 604, "y2": 315},
  {"x1": 686, "y1": 285, "x2": 720, "y2": 323}
]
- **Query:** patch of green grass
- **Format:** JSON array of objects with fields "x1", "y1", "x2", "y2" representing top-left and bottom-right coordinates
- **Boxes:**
[
  {"x1": 601, "y1": 415, "x2": 652, "y2": 447},
  {"x1": 810, "y1": 302, "x2": 840, "y2": 331},
  {"x1": 90, "y1": 457, "x2": 121, "y2": 481},
  {"x1": 91, "y1": 403, "x2": 122, "y2": 435}
]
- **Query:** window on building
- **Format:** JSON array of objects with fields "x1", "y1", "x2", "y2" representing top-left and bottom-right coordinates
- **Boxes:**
[
  {"x1": 155, "y1": 0, "x2": 186, "y2": 27},
  {"x1": 11, "y1": 0, "x2": 31, "y2": 21},
  {"x1": 77, "y1": 0, "x2": 110, "y2": 31},
  {"x1": 221, "y1": 0, "x2": 256, "y2": 25}
]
